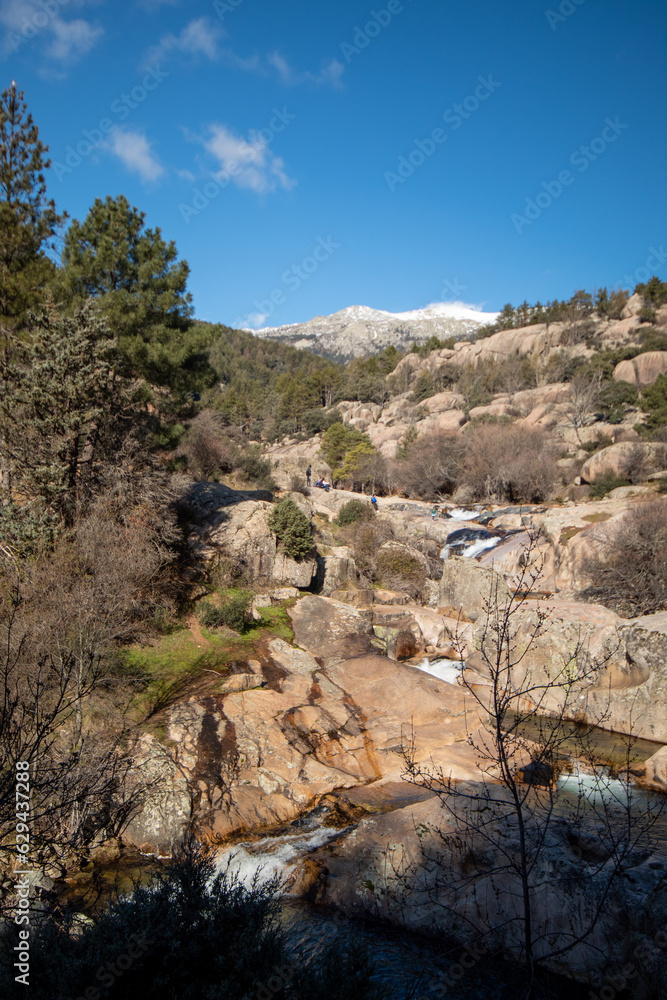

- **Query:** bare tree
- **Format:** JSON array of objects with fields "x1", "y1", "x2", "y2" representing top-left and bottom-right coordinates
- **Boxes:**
[
  {"x1": 397, "y1": 542, "x2": 664, "y2": 998},
  {"x1": 581, "y1": 497, "x2": 667, "y2": 616},
  {"x1": 564, "y1": 373, "x2": 603, "y2": 445},
  {"x1": 392, "y1": 430, "x2": 466, "y2": 500},
  {"x1": 0, "y1": 580, "x2": 149, "y2": 883}
]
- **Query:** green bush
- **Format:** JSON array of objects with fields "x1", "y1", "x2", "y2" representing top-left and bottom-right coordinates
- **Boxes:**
[
  {"x1": 320, "y1": 423, "x2": 373, "y2": 471},
  {"x1": 267, "y1": 498, "x2": 314, "y2": 560},
  {"x1": 640, "y1": 373, "x2": 667, "y2": 429},
  {"x1": 588, "y1": 472, "x2": 629, "y2": 498},
  {"x1": 581, "y1": 434, "x2": 614, "y2": 454},
  {"x1": 302, "y1": 406, "x2": 343, "y2": 435},
  {"x1": 237, "y1": 446, "x2": 277, "y2": 490},
  {"x1": 199, "y1": 591, "x2": 253, "y2": 632},
  {"x1": 639, "y1": 305, "x2": 658, "y2": 324},
  {"x1": 596, "y1": 380, "x2": 638, "y2": 423},
  {"x1": 336, "y1": 499, "x2": 375, "y2": 526},
  {"x1": 638, "y1": 326, "x2": 667, "y2": 353},
  {"x1": 410, "y1": 370, "x2": 437, "y2": 402}
]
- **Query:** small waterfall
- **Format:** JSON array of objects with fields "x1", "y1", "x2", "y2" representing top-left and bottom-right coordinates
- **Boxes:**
[
  {"x1": 440, "y1": 527, "x2": 503, "y2": 560},
  {"x1": 412, "y1": 657, "x2": 465, "y2": 685},
  {"x1": 446, "y1": 507, "x2": 484, "y2": 521},
  {"x1": 216, "y1": 825, "x2": 349, "y2": 891}
]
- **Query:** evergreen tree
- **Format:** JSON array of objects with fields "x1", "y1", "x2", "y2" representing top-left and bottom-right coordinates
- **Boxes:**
[
  {"x1": 0, "y1": 83, "x2": 64, "y2": 327},
  {"x1": 0, "y1": 301, "x2": 118, "y2": 533},
  {"x1": 267, "y1": 498, "x2": 313, "y2": 560},
  {"x1": 496, "y1": 303, "x2": 516, "y2": 330},
  {"x1": 59, "y1": 195, "x2": 214, "y2": 401}
]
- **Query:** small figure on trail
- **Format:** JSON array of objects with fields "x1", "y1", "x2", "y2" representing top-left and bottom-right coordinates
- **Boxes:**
[
  {"x1": 371, "y1": 494, "x2": 378, "y2": 512},
  {"x1": 322, "y1": 479, "x2": 331, "y2": 492},
  {"x1": 306, "y1": 465, "x2": 311, "y2": 486},
  {"x1": 430, "y1": 506, "x2": 437, "y2": 519}
]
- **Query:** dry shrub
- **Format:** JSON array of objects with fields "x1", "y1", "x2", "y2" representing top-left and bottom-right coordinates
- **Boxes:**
[
  {"x1": 392, "y1": 431, "x2": 466, "y2": 500},
  {"x1": 581, "y1": 498, "x2": 667, "y2": 616},
  {"x1": 177, "y1": 410, "x2": 236, "y2": 480},
  {"x1": 621, "y1": 443, "x2": 654, "y2": 485},
  {"x1": 340, "y1": 519, "x2": 394, "y2": 579},
  {"x1": 462, "y1": 424, "x2": 557, "y2": 503},
  {"x1": 376, "y1": 548, "x2": 427, "y2": 601}
]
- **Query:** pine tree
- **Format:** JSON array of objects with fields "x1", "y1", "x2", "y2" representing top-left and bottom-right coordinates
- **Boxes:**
[
  {"x1": 0, "y1": 83, "x2": 64, "y2": 328},
  {"x1": 0, "y1": 301, "x2": 118, "y2": 535},
  {"x1": 59, "y1": 195, "x2": 218, "y2": 404}
]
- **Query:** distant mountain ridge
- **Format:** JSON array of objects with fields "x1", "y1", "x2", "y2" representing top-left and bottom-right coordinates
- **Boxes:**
[{"x1": 247, "y1": 302, "x2": 499, "y2": 361}]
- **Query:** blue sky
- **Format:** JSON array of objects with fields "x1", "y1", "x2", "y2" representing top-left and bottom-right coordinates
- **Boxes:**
[{"x1": 3, "y1": 0, "x2": 666, "y2": 328}]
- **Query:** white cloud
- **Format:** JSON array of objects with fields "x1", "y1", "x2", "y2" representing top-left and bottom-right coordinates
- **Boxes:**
[
  {"x1": 202, "y1": 123, "x2": 296, "y2": 194},
  {"x1": 0, "y1": 0, "x2": 103, "y2": 66},
  {"x1": 246, "y1": 312, "x2": 269, "y2": 328},
  {"x1": 176, "y1": 167, "x2": 195, "y2": 182},
  {"x1": 47, "y1": 17, "x2": 103, "y2": 61},
  {"x1": 145, "y1": 16, "x2": 222, "y2": 65},
  {"x1": 267, "y1": 51, "x2": 344, "y2": 89},
  {"x1": 106, "y1": 128, "x2": 164, "y2": 183},
  {"x1": 141, "y1": 18, "x2": 343, "y2": 89}
]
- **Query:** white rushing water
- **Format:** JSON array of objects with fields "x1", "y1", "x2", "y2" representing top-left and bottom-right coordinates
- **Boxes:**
[
  {"x1": 413, "y1": 657, "x2": 464, "y2": 685},
  {"x1": 557, "y1": 764, "x2": 634, "y2": 807},
  {"x1": 446, "y1": 508, "x2": 484, "y2": 521},
  {"x1": 440, "y1": 534, "x2": 503, "y2": 560},
  {"x1": 215, "y1": 826, "x2": 347, "y2": 891}
]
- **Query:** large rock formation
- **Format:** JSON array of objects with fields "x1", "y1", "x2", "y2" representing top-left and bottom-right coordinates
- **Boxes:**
[
  {"x1": 439, "y1": 556, "x2": 511, "y2": 621},
  {"x1": 314, "y1": 785, "x2": 667, "y2": 980},
  {"x1": 580, "y1": 442, "x2": 666, "y2": 483},
  {"x1": 126, "y1": 597, "x2": 485, "y2": 851},
  {"x1": 614, "y1": 351, "x2": 667, "y2": 387},
  {"x1": 181, "y1": 489, "x2": 319, "y2": 589}
]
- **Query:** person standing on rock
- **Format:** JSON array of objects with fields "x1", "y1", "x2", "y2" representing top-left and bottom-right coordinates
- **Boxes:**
[
  {"x1": 306, "y1": 465, "x2": 311, "y2": 487},
  {"x1": 371, "y1": 494, "x2": 378, "y2": 512}
]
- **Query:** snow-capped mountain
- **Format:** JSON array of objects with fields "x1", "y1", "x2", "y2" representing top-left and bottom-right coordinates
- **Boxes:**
[{"x1": 246, "y1": 302, "x2": 499, "y2": 362}]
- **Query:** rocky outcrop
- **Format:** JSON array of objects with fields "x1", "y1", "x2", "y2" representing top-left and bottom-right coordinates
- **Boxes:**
[
  {"x1": 640, "y1": 745, "x2": 667, "y2": 789},
  {"x1": 614, "y1": 351, "x2": 667, "y2": 387},
  {"x1": 458, "y1": 595, "x2": 667, "y2": 743},
  {"x1": 122, "y1": 735, "x2": 193, "y2": 854},
  {"x1": 288, "y1": 594, "x2": 377, "y2": 665},
  {"x1": 315, "y1": 785, "x2": 666, "y2": 980},
  {"x1": 127, "y1": 600, "x2": 486, "y2": 849},
  {"x1": 183, "y1": 493, "x2": 319, "y2": 589},
  {"x1": 177, "y1": 481, "x2": 274, "y2": 522},
  {"x1": 439, "y1": 556, "x2": 511, "y2": 621},
  {"x1": 336, "y1": 394, "x2": 466, "y2": 458},
  {"x1": 582, "y1": 612, "x2": 667, "y2": 742},
  {"x1": 580, "y1": 442, "x2": 666, "y2": 483},
  {"x1": 319, "y1": 545, "x2": 358, "y2": 595}
]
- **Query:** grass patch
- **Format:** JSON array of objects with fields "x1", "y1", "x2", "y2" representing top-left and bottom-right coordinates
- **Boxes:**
[
  {"x1": 559, "y1": 526, "x2": 584, "y2": 545},
  {"x1": 581, "y1": 512, "x2": 612, "y2": 524},
  {"x1": 127, "y1": 629, "x2": 232, "y2": 719},
  {"x1": 254, "y1": 604, "x2": 294, "y2": 641},
  {"x1": 127, "y1": 598, "x2": 296, "y2": 721}
]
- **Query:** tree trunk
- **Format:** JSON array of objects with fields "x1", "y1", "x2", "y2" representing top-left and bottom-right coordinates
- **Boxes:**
[{"x1": 0, "y1": 429, "x2": 11, "y2": 505}]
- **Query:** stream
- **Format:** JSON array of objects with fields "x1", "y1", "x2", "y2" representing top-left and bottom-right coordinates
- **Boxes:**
[{"x1": 211, "y1": 697, "x2": 666, "y2": 998}]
